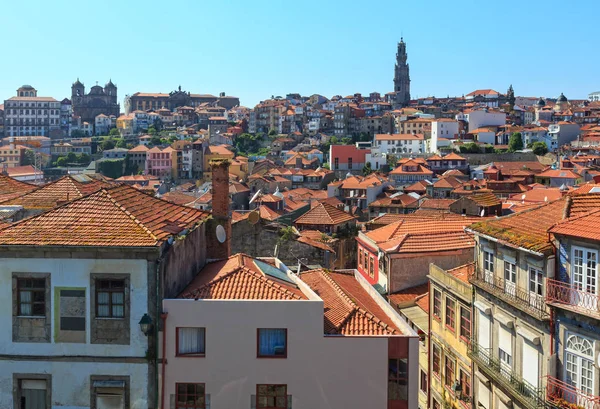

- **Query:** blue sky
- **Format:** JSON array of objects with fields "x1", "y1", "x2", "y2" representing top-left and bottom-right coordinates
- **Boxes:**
[{"x1": 2, "y1": 0, "x2": 598, "y2": 107}]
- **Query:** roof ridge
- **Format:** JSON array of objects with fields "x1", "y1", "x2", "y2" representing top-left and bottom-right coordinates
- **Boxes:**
[
  {"x1": 101, "y1": 187, "x2": 159, "y2": 242},
  {"x1": 317, "y1": 270, "x2": 358, "y2": 312},
  {"x1": 551, "y1": 207, "x2": 600, "y2": 228}
]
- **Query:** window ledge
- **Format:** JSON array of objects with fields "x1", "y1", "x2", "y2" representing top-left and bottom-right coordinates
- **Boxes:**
[
  {"x1": 95, "y1": 317, "x2": 125, "y2": 320},
  {"x1": 176, "y1": 353, "x2": 205, "y2": 358},
  {"x1": 16, "y1": 315, "x2": 46, "y2": 319}
]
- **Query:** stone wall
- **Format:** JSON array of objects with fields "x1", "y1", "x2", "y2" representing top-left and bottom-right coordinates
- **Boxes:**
[
  {"x1": 231, "y1": 220, "x2": 331, "y2": 268},
  {"x1": 461, "y1": 152, "x2": 539, "y2": 165}
]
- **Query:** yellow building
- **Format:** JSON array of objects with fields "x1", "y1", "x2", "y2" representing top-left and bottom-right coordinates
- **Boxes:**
[
  {"x1": 389, "y1": 285, "x2": 430, "y2": 409},
  {"x1": 0, "y1": 144, "x2": 28, "y2": 167},
  {"x1": 229, "y1": 155, "x2": 249, "y2": 182},
  {"x1": 429, "y1": 263, "x2": 473, "y2": 409},
  {"x1": 203, "y1": 144, "x2": 234, "y2": 181},
  {"x1": 116, "y1": 114, "x2": 134, "y2": 136}
]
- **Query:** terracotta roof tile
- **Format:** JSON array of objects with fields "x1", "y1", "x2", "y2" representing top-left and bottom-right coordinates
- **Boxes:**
[
  {"x1": 0, "y1": 184, "x2": 209, "y2": 246},
  {"x1": 568, "y1": 193, "x2": 600, "y2": 217},
  {"x1": 550, "y1": 208, "x2": 600, "y2": 241},
  {"x1": 468, "y1": 199, "x2": 565, "y2": 255},
  {"x1": 294, "y1": 202, "x2": 355, "y2": 226},
  {"x1": 388, "y1": 284, "x2": 429, "y2": 306},
  {"x1": 0, "y1": 174, "x2": 37, "y2": 203},
  {"x1": 180, "y1": 254, "x2": 306, "y2": 300},
  {"x1": 446, "y1": 262, "x2": 475, "y2": 284},
  {"x1": 468, "y1": 192, "x2": 501, "y2": 207},
  {"x1": 0, "y1": 175, "x2": 112, "y2": 209},
  {"x1": 420, "y1": 198, "x2": 456, "y2": 210},
  {"x1": 300, "y1": 269, "x2": 399, "y2": 335}
]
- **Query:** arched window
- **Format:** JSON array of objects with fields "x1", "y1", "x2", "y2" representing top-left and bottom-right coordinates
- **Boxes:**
[
  {"x1": 566, "y1": 334, "x2": 594, "y2": 357},
  {"x1": 565, "y1": 333, "x2": 595, "y2": 396}
]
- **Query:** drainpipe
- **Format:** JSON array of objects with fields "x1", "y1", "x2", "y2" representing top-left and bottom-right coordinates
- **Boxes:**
[
  {"x1": 155, "y1": 256, "x2": 164, "y2": 409},
  {"x1": 160, "y1": 312, "x2": 168, "y2": 409},
  {"x1": 427, "y1": 279, "x2": 432, "y2": 408}
]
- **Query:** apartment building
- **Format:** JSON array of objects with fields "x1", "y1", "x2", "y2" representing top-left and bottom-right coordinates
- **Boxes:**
[
  {"x1": 3, "y1": 85, "x2": 61, "y2": 137},
  {"x1": 374, "y1": 133, "x2": 425, "y2": 155},
  {"x1": 428, "y1": 263, "x2": 474, "y2": 409},
  {"x1": 162, "y1": 254, "x2": 420, "y2": 409}
]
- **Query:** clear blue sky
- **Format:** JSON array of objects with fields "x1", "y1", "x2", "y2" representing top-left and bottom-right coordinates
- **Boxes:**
[{"x1": 2, "y1": 0, "x2": 598, "y2": 108}]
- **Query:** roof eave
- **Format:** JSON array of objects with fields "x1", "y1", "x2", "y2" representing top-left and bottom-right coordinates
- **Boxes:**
[{"x1": 465, "y1": 227, "x2": 546, "y2": 257}]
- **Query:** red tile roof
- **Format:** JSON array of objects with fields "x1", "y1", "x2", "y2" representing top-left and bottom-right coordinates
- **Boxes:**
[
  {"x1": 0, "y1": 175, "x2": 112, "y2": 209},
  {"x1": 568, "y1": 193, "x2": 600, "y2": 217},
  {"x1": 446, "y1": 262, "x2": 475, "y2": 284},
  {"x1": 294, "y1": 202, "x2": 355, "y2": 226},
  {"x1": 468, "y1": 199, "x2": 565, "y2": 255},
  {"x1": 300, "y1": 269, "x2": 399, "y2": 335},
  {"x1": 374, "y1": 133, "x2": 424, "y2": 141},
  {"x1": 0, "y1": 184, "x2": 209, "y2": 246},
  {"x1": 550, "y1": 208, "x2": 600, "y2": 241},
  {"x1": 388, "y1": 283, "x2": 429, "y2": 306},
  {"x1": 180, "y1": 254, "x2": 306, "y2": 300},
  {"x1": 0, "y1": 174, "x2": 37, "y2": 203},
  {"x1": 468, "y1": 192, "x2": 501, "y2": 207},
  {"x1": 420, "y1": 198, "x2": 456, "y2": 210},
  {"x1": 415, "y1": 292, "x2": 429, "y2": 314}
]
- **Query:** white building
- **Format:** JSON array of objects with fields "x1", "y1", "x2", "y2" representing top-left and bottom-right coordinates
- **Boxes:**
[
  {"x1": 374, "y1": 133, "x2": 425, "y2": 154},
  {"x1": 162, "y1": 254, "x2": 419, "y2": 409},
  {"x1": 459, "y1": 109, "x2": 506, "y2": 132},
  {"x1": 588, "y1": 91, "x2": 600, "y2": 102},
  {"x1": 547, "y1": 121, "x2": 581, "y2": 150},
  {"x1": 3, "y1": 85, "x2": 61, "y2": 137},
  {"x1": 0, "y1": 183, "x2": 213, "y2": 409},
  {"x1": 95, "y1": 114, "x2": 113, "y2": 135},
  {"x1": 430, "y1": 119, "x2": 459, "y2": 153}
]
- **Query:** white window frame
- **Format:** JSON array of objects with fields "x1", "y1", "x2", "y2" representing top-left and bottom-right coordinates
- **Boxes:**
[
  {"x1": 564, "y1": 332, "x2": 595, "y2": 397},
  {"x1": 572, "y1": 246, "x2": 598, "y2": 296},
  {"x1": 504, "y1": 261, "x2": 516, "y2": 296},
  {"x1": 528, "y1": 267, "x2": 544, "y2": 309},
  {"x1": 483, "y1": 250, "x2": 494, "y2": 284}
]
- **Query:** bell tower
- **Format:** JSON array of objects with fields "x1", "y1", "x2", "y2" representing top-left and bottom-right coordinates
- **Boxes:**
[{"x1": 393, "y1": 38, "x2": 411, "y2": 108}]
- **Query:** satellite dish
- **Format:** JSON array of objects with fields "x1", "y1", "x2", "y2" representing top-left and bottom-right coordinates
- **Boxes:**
[
  {"x1": 480, "y1": 209, "x2": 485, "y2": 217},
  {"x1": 216, "y1": 224, "x2": 226, "y2": 243},
  {"x1": 248, "y1": 210, "x2": 260, "y2": 225}
]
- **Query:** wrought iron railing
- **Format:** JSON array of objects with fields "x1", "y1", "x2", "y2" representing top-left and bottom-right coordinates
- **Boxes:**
[
  {"x1": 469, "y1": 269, "x2": 550, "y2": 319},
  {"x1": 546, "y1": 376, "x2": 600, "y2": 409},
  {"x1": 546, "y1": 279, "x2": 600, "y2": 318},
  {"x1": 468, "y1": 343, "x2": 545, "y2": 408}
]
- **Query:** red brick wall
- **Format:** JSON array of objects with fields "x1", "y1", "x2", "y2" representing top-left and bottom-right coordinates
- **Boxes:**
[{"x1": 206, "y1": 159, "x2": 231, "y2": 259}]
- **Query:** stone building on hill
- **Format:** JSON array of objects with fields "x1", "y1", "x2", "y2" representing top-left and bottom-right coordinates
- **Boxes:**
[{"x1": 71, "y1": 79, "x2": 120, "y2": 124}]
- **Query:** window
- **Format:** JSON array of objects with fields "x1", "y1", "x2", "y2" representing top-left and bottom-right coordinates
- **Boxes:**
[
  {"x1": 572, "y1": 247, "x2": 598, "y2": 296},
  {"x1": 504, "y1": 261, "x2": 516, "y2": 296},
  {"x1": 359, "y1": 249, "x2": 363, "y2": 268},
  {"x1": 17, "y1": 378, "x2": 49, "y2": 409},
  {"x1": 565, "y1": 333, "x2": 595, "y2": 395},
  {"x1": 177, "y1": 327, "x2": 206, "y2": 356},
  {"x1": 433, "y1": 344, "x2": 441, "y2": 376},
  {"x1": 528, "y1": 267, "x2": 544, "y2": 308},
  {"x1": 445, "y1": 297, "x2": 456, "y2": 332},
  {"x1": 369, "y1": 256, "x2": 374, "y2": 278},
  {"x1": 257, "y1": 328, "x2": 287, "y2": 357},
  {"x1": 96, "y1": 279, "x2": 125, "y2": 318},
  {"x1": 348, "y1": 157, "x2": 352, "y2": 169},
  {"x1": 483, "y1": 250, "x2": 494, "y2": 273},
  {"x1": 388, "y1": 358, "x2": 408, "y2": 401},
  {"x1": 334, "y1": 157, "x2": 339, "y2": 170},
  {"x1": 433, "y1": 288, "x2": 442, "y2": 320},
  {"x1": 420, "y1": 370, "x2": 428, "y2": 393},
  {"x1": 444, "y1": 356, "x2": 456, "y2": 388},
  {"x1": 256, "y1": 384, "x2": 287, "y2": 409},
  {"x1": 460, "y1": 369, "x2": 471, "y2": 398},
  {"x1": 459, "y1": 306, "x2": 471, "y2": 340},
  {"x1": 433, "y1": 399, "x2": 441, "y2": 409},
  {"x1": 18, "y1": 278, "x2": 46, "y2": 316},
  {"x1": 176, "y1": 383, "x2": 205, "y2": 409}
]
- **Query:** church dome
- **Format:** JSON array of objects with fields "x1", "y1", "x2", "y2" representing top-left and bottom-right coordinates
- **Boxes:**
[
  {"x1": 89, "y1": 85, "x2": 105, "y2": 95},
  {"x1": 557, "y1": 93, "x2": 567, "y2": 103},
  {"x1": 20, "y1": 84, "x2": 34, "y2": 90},
  {"x1": 536, "y1": 97, "x2": 546, "y2": 107}
]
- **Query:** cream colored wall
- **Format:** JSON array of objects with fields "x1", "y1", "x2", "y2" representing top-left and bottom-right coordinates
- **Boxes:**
[{"x1": 162, "y1": 299, "x2": 399, "y2": 409}]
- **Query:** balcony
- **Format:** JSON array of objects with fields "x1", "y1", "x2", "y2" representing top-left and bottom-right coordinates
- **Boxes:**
[
  {"x1": 546, "y1": 279, "x2": 600, "y2": 320},
  {"x1": 469, "y1": 269, "x2": 550, "y2": 320},
  {"x1": 546, "y1": 376, "x2": 600, "y2": 409},
  {"x1": 468, "y1": 343, "x2": 545, "y2": 408}
]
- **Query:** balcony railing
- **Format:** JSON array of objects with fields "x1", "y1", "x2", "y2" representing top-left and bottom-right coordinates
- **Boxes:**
[
  {"x1": 469, "y1": 269, "x2": 550, "y2": 320},
  {"x1": 468, "y1": 343, "x2": 545, "y2": 408},
  {"x1": 546, "y1": 279, "x2": 600, "y2": 319},
  {"x1": 546, "y1": 376, "x2": 600, "y2": 409}
]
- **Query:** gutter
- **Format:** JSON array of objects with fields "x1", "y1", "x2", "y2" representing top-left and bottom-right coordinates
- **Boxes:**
[
  {"x1": 155, "y1": 256, "x2": 164, "y2": 409},
  {"x1": 465, "y1": 227, "x2": 545, "y2": 257},
  {"x1": 160, "y1": 312, "x2": 168, "y2": 409}
]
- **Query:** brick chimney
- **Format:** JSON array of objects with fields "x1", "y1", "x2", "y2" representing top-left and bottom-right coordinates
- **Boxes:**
[{"x1": 208, "y1": 159, "x2": 231, "y2": 259}]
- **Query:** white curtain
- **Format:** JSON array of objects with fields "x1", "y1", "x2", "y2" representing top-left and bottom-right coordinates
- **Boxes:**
[
  {"x1": 112, "y1": 292, "x2": 124, "y2": 317},
  {"x1": 20, "y1": 291, "x2": 32, "y2": 315},
  {"x1": 178, "y1": 328, "x2": 205, "y2": 355}
]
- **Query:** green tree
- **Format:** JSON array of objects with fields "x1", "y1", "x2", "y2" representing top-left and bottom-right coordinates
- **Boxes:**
[
  {"x1": 268, "y1": 129, "x2": 278, "y2": 137},
  {"x1": 150, "y1": 136, "x2": 162, "y2": 146},
  {"x1": 508, "y1": 132, "x2": 524, "y2": 152},
  {"x1": 109, "y1": 128, "x2": 120, "y2": 137},
  {"x1": 115, "y1": 138, "x2": 127, "y2": 148},
  {"x1": 532, "y1": 141, "x2": 548, "y2": 156},
  {"x1": 321, "y1": 163, "x2": 330, "y2": 170},
  {"x1": 507, "y1": 84, "x2": 516, "y2": 108},
  {"x1": 22, "y1": 149, "x2": 35, "y2": 166},
  {"x1": 70, "y1": 129, "x2": 86, "y2": 138},
  {"x1": 77, "y1": 153, "x2": 91, "y2": 164},
  {"x1": 56, "y1": 157, "x2": 67, "y2": 167},
  {"x1": 340, "y1": 137, "x2": 352, "y2": 145},
  {"x1": 386, "y1": 154, "x2": 398, "y2": 168},
  {"x1": 100, "y1": 139, "x2": 116, "y2": 151},
  {"x1": 148, "y1": 125, "x2": 157, "y2": 135},
  {"x1": 362, "y1": 162, "x2": 373, "y2": 176},
  {"x1": 66, "y1": 152, "x2": 77, "y2": 163}
]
